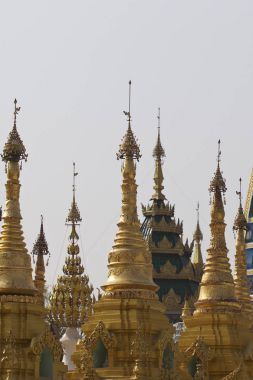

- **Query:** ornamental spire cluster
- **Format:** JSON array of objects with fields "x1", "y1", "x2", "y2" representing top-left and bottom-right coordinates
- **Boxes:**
[
  {"x1": 50, "y1": 164, "x2": 93, "y2": 328},
  {"x1": 196, "y1": 140, "x2": 239, "y2": 312},
  {"x1": 32, "y1": 215, "x2": 50, "y2": 305}
]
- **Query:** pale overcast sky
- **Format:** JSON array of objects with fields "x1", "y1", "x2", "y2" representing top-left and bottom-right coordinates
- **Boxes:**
[{"x1": 0, "y1": 1, "x2": 252, "y2": 291}]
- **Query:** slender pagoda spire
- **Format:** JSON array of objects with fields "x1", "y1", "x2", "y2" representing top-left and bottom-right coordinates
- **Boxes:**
[
  {"x1": 50, "y1": 163, "x2": 93, "y2": 328},
  {"x1": 192, "y1": 202, "x2": 204, "y2": 281},
  {"x1": 196, "y1": 140, "x2": 239, "y2": 312},
  {"x1": 32, "y1": 215, "x2": 50, "y2": 305},
  {"x1": 233, "y1": 178, "x2": 253, "y2": 318},
  {"x1": 151, "y1": 107, "x2": 166, "y2": 201},
  {"x1": 103, "y1": 81, "x2": 156, "y2": 292},
  {"x1": 0, "y1": 99, "x2": 35, "y2": 295}
]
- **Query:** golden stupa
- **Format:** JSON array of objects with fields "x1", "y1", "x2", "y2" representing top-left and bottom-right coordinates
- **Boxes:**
[
  {"x1": 65, "y1": 82, "x2": 175, "y2": 380},
  {"x1": 178, "y1": 142, "x2": 253, "y2": 379},
  {"x1": 0, "y1": 100, "x2": 66, "y2": 379}
]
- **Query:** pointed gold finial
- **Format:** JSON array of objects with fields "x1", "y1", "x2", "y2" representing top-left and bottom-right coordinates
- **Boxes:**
[
  {"x1": 32, "y1": 215, "x2": 50, "y2": 305},
  {"x1": 196, "y1": 142, "x2": 238, "y2": 312},
  {"x1": 181, "y1": 298, "x2": 192, "y2": 321},
  {"x1": 233, "y1": 178, "x2": 247, "y2": 231},
  {"x1": 192, "y1": 202, "x2": 204, "y2": 281},
  {"x1": 66, "y1": 163, "x2": 82, "y2": 224},
  {"x1": 151, "y1": 108, "x2": 166, "y2": 200},
  {"x1": 1, "y1": 99, "x2": 28, "y2": 164},
  {"x1": 50, "y1": 165, "x2": 93, "y2": 327},
  {"x1": 233, "y1": 178, "x2": 253, "y2": 321},
  {"x1": 117, "y1": 81, "x2": 141, "y2": 161},
  {"x1": 193, "y1": 202, "x2": 203, "y2": 243},
  {"x1": 209, "y1": 140, "x2": 227, "y2": 198},
  {"x1": 152, "y1": 107, "x2": 165, "y2": 160}
]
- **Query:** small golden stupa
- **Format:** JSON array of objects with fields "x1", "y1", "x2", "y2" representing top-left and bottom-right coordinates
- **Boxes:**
[
  {"x1": 66, "y1": 82, "x2": 175, "y2": 380},
  {"x1": 50, "y1": 163, "x2": 94, "y2": 369},
  {"x1": 178, "y1": 142, "x2": 253, "y2": 379},
  {"x1": 0, "y1": 100, "x2": 66, "y2": 379}
]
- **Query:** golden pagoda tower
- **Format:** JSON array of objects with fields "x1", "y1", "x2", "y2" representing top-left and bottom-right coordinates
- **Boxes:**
[
  {"x1": 192, "y1": 203, "x2": 204, "y2": 283},
  {"x1": 32, "y1": 215, "x2": 50, "y2": 306},
  {"x1": 233, "y1": 179, "x2": 253, "y2": 325},
  {"x1": 50, "y1": 163, "x2": 94, "y2": 370},
  {"x1": 0, "y1": 100, "x2": 66, "y2": 379},
  {"x1": 66, "y1": 82, "x2": 175, "y2": 380},
  {"x1": 178, "y1": 141, "x2": 253, "y2": 379}
]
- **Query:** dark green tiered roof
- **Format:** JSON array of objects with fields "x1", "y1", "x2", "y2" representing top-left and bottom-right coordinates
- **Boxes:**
[{"x1": 141, "y1": 127, "x2": 202, "y2": 323}]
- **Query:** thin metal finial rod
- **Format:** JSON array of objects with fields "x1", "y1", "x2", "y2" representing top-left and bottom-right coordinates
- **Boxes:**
[
  {"x1": 196, "y1": 202, "x2": 200, "y2": 222},
  {"x1": 40, "y1": 214, "x2": 43, "y2": 224},
  {"x1": 217, "y1": 139, "x2": 221, "y2": 164},
  {"x1": 128, "y1": 80, "x2": 131, "y2": 118},
  {"x1": 236, "y1": 178, "x2": 242, "y2": 206},
  {"x1": 157, "y1": 107, "x2": 161, "y2": 134},
  {"x1": 13, "y1": 98, "x2": 21, "y2": 128},
  {"x1": 123, "y1": 80, "x2": 132, "y2": 122},
  {"x1": 73, "y1": 162, "x2": 77, "y2": 197}
]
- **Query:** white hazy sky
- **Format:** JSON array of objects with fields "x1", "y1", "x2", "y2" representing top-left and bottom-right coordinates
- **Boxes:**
[{"x1": 0, "y1": 1, "x2": 253, "y2": 292}]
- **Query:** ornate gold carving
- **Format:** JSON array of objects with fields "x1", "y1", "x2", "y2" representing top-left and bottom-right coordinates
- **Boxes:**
[
  {"x1": 103, "y1": 289, "x2": 158, "y2": 300},
  {"x1": 30, "y1": 328, "x2": 63, "y2": 361},
  {"x1": 184, "y1": 336, "x2": 213, "y2": 379},
  {"x1": 221, "y1": 361, "x2": 249, "y2": 380},
  {"x1": 160, "y1": 261, "x2": 177, "y2": 276},
  {"x1": 85, "y1": 321, "x2": 117, "y2": 350},
  {"x1": 1, "y1": 331, "x2": 20, "y2": 368},
  {"x1": 162, "y1": 289, "x2": 181, "y2": 312}
]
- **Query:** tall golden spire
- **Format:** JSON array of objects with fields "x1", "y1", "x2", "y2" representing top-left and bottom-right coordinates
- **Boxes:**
[
  {"x1": 151, "y1": 107, "x2": 166, "y2": 201},
  {"x1": 233, "y1": 178, "x2": 253, "y2": 317},
  {"x1": 103, "y1": 81, "x2": 156, "y2": 292},
  {"x1": 32, "y1": 215, "x2": 50, "y2": 305},
  {"x1": 192, "y1": 202, "x2": 204, "y2": 281},
  {"x1": 0, "y1": 99, "x2": 35, "y2": 295},
  {"x1": 50, "y1": 163, "x2": 93, "y2": 327},
  {"x1": 196, "y1": 140, "x2": 239, "y2": 312}
]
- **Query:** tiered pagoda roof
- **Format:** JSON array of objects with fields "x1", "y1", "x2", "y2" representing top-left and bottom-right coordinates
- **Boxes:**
[{"x1": 140, "y1": 110, "x2": 202, "y2": 322}]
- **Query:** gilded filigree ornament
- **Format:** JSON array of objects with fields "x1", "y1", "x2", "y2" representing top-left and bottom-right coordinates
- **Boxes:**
[
  {"x1": 50, "y1": 163, "x2": 94, "y2": 328},
  {"x1": 30, "y1": 328, "x2": 63, "y2": 361},
  {"x1": 184, "y1": 336, "x2": 213, "y2": 380},
  {"x1": 221, "y1": 361, "x2": 249, "y2": 380},
  {"x1": 1, "y1": 331, "x2": 20, "y2": 368}
]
